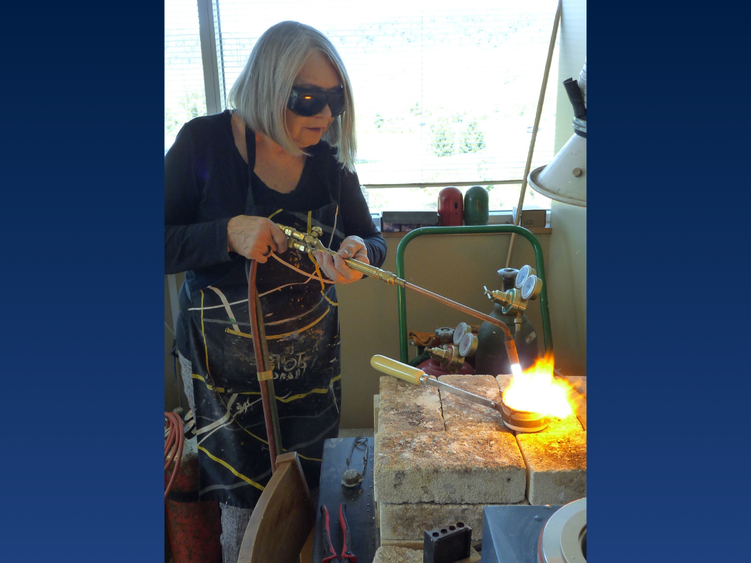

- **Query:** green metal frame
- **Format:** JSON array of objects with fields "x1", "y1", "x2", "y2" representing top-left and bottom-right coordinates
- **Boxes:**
[{"x1": 395, "y1": 225, "x2": 553, "y2": 363}]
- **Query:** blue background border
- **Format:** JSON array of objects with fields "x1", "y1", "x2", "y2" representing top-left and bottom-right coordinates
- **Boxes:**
[
  {"x1": 588, "y1": 4, "x2": 749, "y2": 563},
  {"x1": 3, "y1": 2, "x2": 164, "y2": 560},
  {"x1": 3, "y1": 2, "x2": 749, "y2": 561}
]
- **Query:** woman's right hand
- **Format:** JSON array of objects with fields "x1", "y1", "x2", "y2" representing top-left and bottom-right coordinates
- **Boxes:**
[{"x1": 227, "y1": 216, "x2": 288, "y2": 263}]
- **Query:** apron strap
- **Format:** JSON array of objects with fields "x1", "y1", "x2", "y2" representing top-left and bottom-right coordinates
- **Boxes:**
[{"x1": 245, "y1": 125, "x2": 257, "y2": 210}]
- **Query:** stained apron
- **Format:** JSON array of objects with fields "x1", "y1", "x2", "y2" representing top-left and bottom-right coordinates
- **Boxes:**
[{"x1": 185, "y1": 132, "x2": 347, "y2": 508}]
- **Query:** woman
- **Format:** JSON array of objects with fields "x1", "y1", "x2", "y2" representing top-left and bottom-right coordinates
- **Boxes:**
[{"x1": 165, "y1": 21, "x2": 386, "y2": 562}]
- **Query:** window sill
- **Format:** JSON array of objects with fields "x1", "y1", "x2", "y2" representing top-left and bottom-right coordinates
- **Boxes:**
[
  {"x1": 372, "y1": 211, "x2": 551, "y2": 237},
  {"x1": 381, "y1": 225, "x2": 552, "y2": 238}
]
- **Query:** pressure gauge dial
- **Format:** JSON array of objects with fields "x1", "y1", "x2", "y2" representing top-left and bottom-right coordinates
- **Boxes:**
[
  {"x1": 459, "y1": 332, "x2": 478, "y2": 358},
  {"x1": 521, "y1": 274, "x2": 543, "y2": 300},
  {"x1": 515, "y1": 265, "x2": 537, "y2": 289},
  {"x1": 453, "y1": 322, "x2": 472, "y2": 346}
]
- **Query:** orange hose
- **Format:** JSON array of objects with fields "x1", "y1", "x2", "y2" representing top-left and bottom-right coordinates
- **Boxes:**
[{"x1": 164, "y1": 411, "x2": 184, "y2": 500}]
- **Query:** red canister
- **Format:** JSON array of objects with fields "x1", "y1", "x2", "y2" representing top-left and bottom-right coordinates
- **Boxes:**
[
  {"x1": 438, "y1": 187, "x2": 463, "y2": 226},
  {"x1": 165, "y1": 436, "x2": 222, "y2": 563}
]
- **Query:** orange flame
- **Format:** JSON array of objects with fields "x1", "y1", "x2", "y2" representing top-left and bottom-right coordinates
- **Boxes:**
[{"x1": 503, "y1": 354, "x2": 573, "y2": 418}]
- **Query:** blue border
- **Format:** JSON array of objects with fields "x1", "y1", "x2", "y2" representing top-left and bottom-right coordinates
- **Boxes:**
[
  {"x1": 3, "y1": 3, "x2": 164, "y2": 560},
  {"x1": 6, "y1": 3, "x2": 749, "y2": 561},
  {"x1": 588, "y1": 5, "x2": 749, "y2": 563}
]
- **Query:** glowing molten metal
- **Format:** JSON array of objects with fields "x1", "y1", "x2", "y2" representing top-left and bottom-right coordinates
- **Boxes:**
[{"x1": 503, "y1": 356, "x2": 573, "y2": 418}]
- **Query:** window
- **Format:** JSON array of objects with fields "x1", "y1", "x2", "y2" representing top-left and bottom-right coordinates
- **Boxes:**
[
  {"x1": 165, "y1": 0, "x2": 560, "y2": 212},
  {"x1": 165, "y1": 0, "x2": 207, "y2": 150}
]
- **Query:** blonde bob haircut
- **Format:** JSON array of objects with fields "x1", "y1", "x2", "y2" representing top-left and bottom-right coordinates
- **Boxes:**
[{"x1": 228, "y1": 21, "x2": 357, "y2": 172}]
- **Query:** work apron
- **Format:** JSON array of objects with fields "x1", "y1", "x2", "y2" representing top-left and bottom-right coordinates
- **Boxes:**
[{"x1": 185, "y1": 136, "x2": 345, "y2": 508}]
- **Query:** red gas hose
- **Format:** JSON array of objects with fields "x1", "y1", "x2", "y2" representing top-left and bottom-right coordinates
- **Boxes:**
[
  {"x1": 164, "y1": 411, "x2": 184, "y2": 500},
  {"x1": 248, "y1": 259, "x2": 281, "y2": 472}
]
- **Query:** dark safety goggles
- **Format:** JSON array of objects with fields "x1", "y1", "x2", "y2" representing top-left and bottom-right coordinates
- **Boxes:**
[{"x1": 287, "y1": 86, "x2": 346, "y2": 117}]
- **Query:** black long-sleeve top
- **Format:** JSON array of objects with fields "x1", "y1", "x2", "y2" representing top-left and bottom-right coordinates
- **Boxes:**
[{"x1": 165, "y1": 109, "x2": 386, "y2": 353}]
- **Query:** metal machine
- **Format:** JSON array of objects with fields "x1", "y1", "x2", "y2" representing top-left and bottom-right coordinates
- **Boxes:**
[
  {"x1": 394, "y1": 225, "x2": 553, "y2": 369},
  {"x1": 481, "y1": 498, "x2": 587, "y2": 563}
]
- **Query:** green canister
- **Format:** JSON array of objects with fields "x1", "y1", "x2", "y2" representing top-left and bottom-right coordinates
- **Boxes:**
[{"x1": 463, "y1": 185, "x2": 489, "y2": 225}]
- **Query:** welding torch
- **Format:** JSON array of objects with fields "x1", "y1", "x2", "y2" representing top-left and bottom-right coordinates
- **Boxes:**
[{"x1": 276, "y1": 223, "x2": 521, "y2": 368}]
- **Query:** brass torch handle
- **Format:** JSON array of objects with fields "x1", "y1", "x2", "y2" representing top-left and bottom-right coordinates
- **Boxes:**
[{"x1": 342, "y1": 258, "x2": 404, "y2": 286}]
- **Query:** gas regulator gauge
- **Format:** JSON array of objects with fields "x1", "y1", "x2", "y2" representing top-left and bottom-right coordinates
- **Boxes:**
[
  {"x1": 514, "y1": 265, "x2": 537, "y2": 289},
  {"x1": 459, "y1": 332, "x2": 478, "y2": 358},
  {"x1": 521, "y1": 274, "x2": 543, "y2": 300},
  {"x1": 453, "y1": 322, "x2": 472, "y2": 346}
]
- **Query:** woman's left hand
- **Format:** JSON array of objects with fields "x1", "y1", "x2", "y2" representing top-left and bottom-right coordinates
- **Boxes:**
[{"x1": 314, "y1": 236, "x2": 369, "y2": 284}]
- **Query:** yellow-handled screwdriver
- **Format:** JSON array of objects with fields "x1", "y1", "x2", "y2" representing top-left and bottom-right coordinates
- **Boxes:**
[{"x1": 370, "y1": 354, "x2": 503, "y2": 414}]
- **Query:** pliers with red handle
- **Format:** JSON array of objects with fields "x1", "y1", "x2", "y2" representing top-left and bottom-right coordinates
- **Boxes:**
[
  {"x1": 339, "y1": 503, "x2": 357, "y2": 562},
  {"x1": 320, "y1": 503, "x2": 357, "y2": 563},
  {"x1": 320, "y1": 505, "x2": 339, "y2": 563}
]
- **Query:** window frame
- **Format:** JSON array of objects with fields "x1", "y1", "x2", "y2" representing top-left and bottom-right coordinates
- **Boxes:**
[{"x1": 184, "y1": 0, "x2": 561, "y2": 212}]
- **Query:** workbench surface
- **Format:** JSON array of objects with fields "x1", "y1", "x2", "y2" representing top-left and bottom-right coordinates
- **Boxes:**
[{"x1": 312, "y1": 437, "x2": 378, "y2": 563}]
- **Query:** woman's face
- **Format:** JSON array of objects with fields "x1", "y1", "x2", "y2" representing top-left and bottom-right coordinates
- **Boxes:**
[{"x1": 286, "y1": 51, "x2": 341, "y2": 149}]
